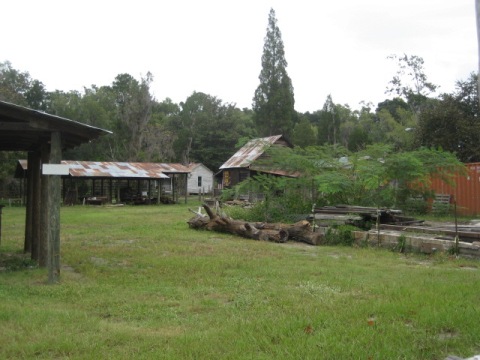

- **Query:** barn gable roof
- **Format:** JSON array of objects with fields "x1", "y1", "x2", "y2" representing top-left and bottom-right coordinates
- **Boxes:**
[{"x1": 219, "y1": 135, "x2": 292, "y2": 170}]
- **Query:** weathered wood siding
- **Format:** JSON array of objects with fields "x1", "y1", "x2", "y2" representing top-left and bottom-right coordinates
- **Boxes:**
[{"x1": 188, "y1": 164, "x2": 214, "y2": 194}]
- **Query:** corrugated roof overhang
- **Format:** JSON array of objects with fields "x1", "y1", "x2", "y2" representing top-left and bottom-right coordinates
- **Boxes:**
[{"x1": 0, "y1": 100, "x2": 111, "y2": 151}]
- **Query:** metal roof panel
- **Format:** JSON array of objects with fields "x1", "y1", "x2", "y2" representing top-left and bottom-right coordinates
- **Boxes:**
[
  {"x1": 17, "y1": 160, "x2": 193, "y2": 179},
  {"x1": 219, "y1": 135, "x2": 284, "y2": 169}
]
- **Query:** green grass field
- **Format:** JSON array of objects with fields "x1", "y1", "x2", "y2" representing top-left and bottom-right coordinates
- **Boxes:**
[{"x1": 1, "y1": 203, "x2": 480, "y2": 359}]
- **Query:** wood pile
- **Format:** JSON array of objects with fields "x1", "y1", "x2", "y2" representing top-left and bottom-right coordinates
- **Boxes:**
[
  {"x1": 187, "y1": 204, "x2": 323, "y2": 245},
  {"x1": 311, "y1": 205, "x2": 424, "y2": 227}
]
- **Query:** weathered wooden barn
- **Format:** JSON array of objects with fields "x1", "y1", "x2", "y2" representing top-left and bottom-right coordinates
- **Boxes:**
[
  {"x1": 0, "y1": 100, "x2": 110, "y2": 282},
  {"x1": 218, "y1": 135, "x2": 297, "y2": 189}
]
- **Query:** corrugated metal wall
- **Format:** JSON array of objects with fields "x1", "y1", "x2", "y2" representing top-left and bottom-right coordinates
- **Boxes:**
[{"x1": 430, "y1": 163, "x2": 480, "y2": 216}]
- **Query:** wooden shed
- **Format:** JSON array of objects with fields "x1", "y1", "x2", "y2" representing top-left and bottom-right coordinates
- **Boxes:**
[
  {"x1": 186, "y1": 163, "x2": 214, "y2": 195},
  {"x1": 218, "y1": 135, "x2": 297, "y2": 189},
  {"x1": 0, "y1": 100, "x2": 110, "y2": 282}
]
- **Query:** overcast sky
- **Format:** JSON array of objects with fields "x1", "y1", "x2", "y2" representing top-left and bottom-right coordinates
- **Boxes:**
[{"x1": 1, "y1": 0, "x2": 477, "y2": 112}]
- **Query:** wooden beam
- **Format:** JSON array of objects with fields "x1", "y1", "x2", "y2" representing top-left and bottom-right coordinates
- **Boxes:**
[{"x1": 48, "y1": 131, "x2": 62, "y2": 284}]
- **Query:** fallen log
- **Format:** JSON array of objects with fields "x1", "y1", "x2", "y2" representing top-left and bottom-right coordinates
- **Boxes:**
[
  {"x1": 252, "y1": 220, "x2": 323, "y2": 245},
  {"x1": 187, "y1": 204, "x2": 322, "y2": 245}
]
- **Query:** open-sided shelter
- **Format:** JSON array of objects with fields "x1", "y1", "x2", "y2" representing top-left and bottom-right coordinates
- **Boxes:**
[
  {"x1": 16, "y1": 160, "x2": 190, "y2": 205},
  {"x1": 0, "y1": 100, "x2": 110, "y2": 282}
]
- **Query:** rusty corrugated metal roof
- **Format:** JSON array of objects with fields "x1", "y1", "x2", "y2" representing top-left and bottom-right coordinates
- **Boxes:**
[
  {"x1": 67, "y1": 161, "x2": 171, "y2": 178},
  {"x1": 219, "y1": 135, "x2": 284, "y2": 169},
  {"x1": 17, "y1": 160, "x2": 191, "y2": 179}
]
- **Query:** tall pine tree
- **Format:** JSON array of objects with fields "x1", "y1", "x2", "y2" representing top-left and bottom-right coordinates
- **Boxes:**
[{"x1": 253, "y1": 8, "x2": 295, "y2": 138}]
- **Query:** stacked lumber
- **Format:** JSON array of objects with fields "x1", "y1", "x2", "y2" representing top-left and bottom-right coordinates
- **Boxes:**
[{"x1": 311, "y1": 205, "x2": 423, "y2": 226}]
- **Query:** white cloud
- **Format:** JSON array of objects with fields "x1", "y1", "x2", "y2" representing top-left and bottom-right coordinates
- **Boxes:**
[{"x1": 1, "y1": 0, "x2": 477, "y2": 112}]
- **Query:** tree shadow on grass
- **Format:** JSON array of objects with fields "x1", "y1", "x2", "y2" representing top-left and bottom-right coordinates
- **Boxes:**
[{"x1": 0, "y1": 251, "x2": 37, "y2": 272}]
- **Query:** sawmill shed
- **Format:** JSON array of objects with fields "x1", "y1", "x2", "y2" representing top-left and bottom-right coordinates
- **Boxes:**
[{"x1": 16, "y1": 160, "x2": 190, "y2": 205}]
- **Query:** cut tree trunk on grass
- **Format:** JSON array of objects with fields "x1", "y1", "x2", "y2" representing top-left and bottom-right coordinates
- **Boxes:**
[
  {"x1": 187, "y1": 204, "x2": 323, "y2": 245},
  {"x1": 253, "y1": 220, "x2": 323, "y2": 246}
]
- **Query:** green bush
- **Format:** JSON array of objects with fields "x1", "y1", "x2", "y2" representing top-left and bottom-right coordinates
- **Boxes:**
[
  {"x1": 324, "y1": 225, "x2": 357, "y2": 246},
  {"x1": 402, "y1": 197, "x2": 429, "y2": 215}
]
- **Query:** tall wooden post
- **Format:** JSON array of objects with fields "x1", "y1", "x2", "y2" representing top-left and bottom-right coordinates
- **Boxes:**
[
  {"x1": 48, "y1": 132, "x2": 62, "y2": 284},
  {"x1": 109, "y1": 179, "x2": 113, "y2": 203},
  {"x1": 184, "y1": 174, "x2": 188, "y2": 204},
  {"x1": 39, "y1": 144, "x2": 50, "y2": 267},
  {"x1": 30, "y1": 151, "x2": 42, "y2": 261},
  {"x1": 24, "y1": 152, "x2": 35, "y2": 253}
]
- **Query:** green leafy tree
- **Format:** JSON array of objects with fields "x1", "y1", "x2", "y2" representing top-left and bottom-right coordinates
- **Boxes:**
[
  {"x1": 292, "y1": 116, "x2": 316, "y2": 148},
  {"x1": 253, "y1": 8, "x2": 295, "y2": 138},
  {"x1": 169, "y1": 92, "x2": 255, "y2": 170},
  {"x1": 376, "y1": 97, "x2": 410, "y2": 122},
  {"x1": 386, "y1": 54, "x2": 437, "y2": 119},
  {"x1": 0, "y1": 61, "x2": 48, "y2": 195},
  {"x1": 317, "y1": 95, "x2": 337, "y2": 145},
  {"x1": 260, "y1": 144, "x2": 463, "y2": 210},
  {"x1": 109, "y1": 73, "x2": 153, "y2": 161},
  {"x1": 415, "y1": 73, "x2": 480, "y2": 162},
  {"x1": 0, "y1": 61, "x2": 47, "y2": 110}
]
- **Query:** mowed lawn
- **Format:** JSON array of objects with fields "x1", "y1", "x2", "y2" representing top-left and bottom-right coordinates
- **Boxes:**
[{"x1": 1, "y1": 203, "x2": 480, "y2": 359}]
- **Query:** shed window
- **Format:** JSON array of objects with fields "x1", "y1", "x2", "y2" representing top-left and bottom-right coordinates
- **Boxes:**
[{"x1": 197, "y1": 176, "x2": 202, "y2": 187}]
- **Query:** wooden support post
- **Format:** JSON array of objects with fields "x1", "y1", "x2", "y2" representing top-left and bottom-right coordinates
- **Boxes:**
[
  {"x1": 109, "y1": 179, "x2": 113, "y2": 203},
  {"x1": 61, "y1": 177, "x2": 65, "y2": 204},
  {"x1": 39, "y1": 145, "x2": 50, "y2": 267},
  {"x1": 117, "y1": 180, "x2": 121, "y2": 203},
  {"x1": 31, "y1": 151, "x2": 42, "y2": 260},
  {"x1": 24, "y1": 151, "x2": 36, "y2": 253},
  {"x1": 185, "y1": 174, "x2": 188, "y2": 204},
  {"x1": 48, "y1": 131, "x2": 62, "y2": 284}
]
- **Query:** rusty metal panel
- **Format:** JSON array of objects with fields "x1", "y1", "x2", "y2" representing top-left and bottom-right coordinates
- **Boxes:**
[
  {"x1": 219, "y1": 135, "x2": 284, "y2": 169},
  {"x1": 16, "y1": 160, "x2": 193, "y2": 179},
  {"x1": 430, "y1": 163, "x2": 480, "y2": 216}
]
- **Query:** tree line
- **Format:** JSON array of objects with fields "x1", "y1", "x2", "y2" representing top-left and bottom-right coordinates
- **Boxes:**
[{"x1": 1, "y1": 8, "x2": 479, "y2": 198}]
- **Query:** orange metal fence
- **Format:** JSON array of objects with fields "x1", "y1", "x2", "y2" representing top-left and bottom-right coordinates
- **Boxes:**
[{"x1": 430, "y1": 162, "x2": 480, "y2": 216}]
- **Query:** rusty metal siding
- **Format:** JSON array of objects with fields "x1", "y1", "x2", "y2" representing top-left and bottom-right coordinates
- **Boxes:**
[{"x1": 430, "y1": 162, "x2": 480, "y2": 216}]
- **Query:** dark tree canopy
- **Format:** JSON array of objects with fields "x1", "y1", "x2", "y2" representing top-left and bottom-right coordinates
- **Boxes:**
[
  {"x1": 416, "y1": 74, "x2": 480, "y2": 162},
  {"x1": 252, "y1": 8, "x2": 295, "y2": 138}
]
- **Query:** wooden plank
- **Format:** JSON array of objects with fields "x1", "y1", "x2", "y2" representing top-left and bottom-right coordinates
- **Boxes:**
[{"x1": 379, "y1": 224, "x2": 480, "y2": 241}]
